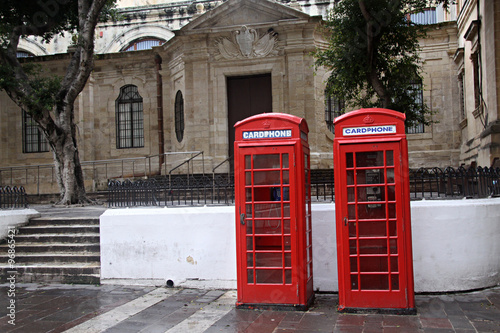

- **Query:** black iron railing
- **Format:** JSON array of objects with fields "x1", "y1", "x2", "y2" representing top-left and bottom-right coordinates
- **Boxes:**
[
  {"x1": 0, "y1": 186, "x2": 28, "y2": 209},
  {"x1": 107, "y1": 167, "x2": 500, "y2": 208},
  {"x1": 108, "y1": 174, "x2": 234, "y2": 207},
  {"x1": 409, "y1": 166, "x2": 500, "y2": 199}
]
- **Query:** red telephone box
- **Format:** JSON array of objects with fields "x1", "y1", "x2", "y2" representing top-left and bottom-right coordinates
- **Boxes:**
[
  {"x1": 234, "y1": 113, "x2": 314, "y2": 310},
  {"x1": 333, "y1": 108, "x2": 415, "y2": 314}
]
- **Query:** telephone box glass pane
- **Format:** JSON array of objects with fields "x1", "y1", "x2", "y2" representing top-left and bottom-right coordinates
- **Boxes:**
[
  {"x1": 247, "y1": 253, "x2": 254, "y2": 267},
  {"x1": 349, "y1": 240, "x2": 357, "y2": 254},
  {"x1": 256, "y1": 253, "x2": 282, "y2": 267},
  {"x1": 256, "y1": 270, "x2": 282, "y2": 284},
  {"x1": 359, "y1": 256, "x2": 388, "y2": 272},
  {"x1": 356, "y1": 151, "x2": 384, "y2": 167},
  {"x1": 346, "y1": 153, "x2": 353, "y2": 168},
  {"x1": 285, "y1": 253, "x2": 291, "y2": 267},
  {"x1": 387, "y1": 169, "x2": 395, "y2": 183},
  {"x1": 386, "y1": 151, "x2": 394, "y2": 166},
  {"x1": 246, "y1": 219, "x2": 252, "y2": 234},
  {"x1": 391, "y1": 274, "x2": 399, "y2": 290},
  {"x1": 389, "y1": 220, "x2": 397, "y2": 236},
  {"x1": 359, "y1": 239, "x2": 387, "y2": 254},
  {"x1": 247, "y1": 237, "x2": 253, "y2": 250},
  {"x1": 245, "y1": 155, "x2": 251, "y2": 169},
  {"x1": 253, "y1": 154, "x2": 280, "y2": 169},
  {"x1": 390, "y1": 256, "x2": 399, "y2": 272},
  {"x1": 350, "y1": 257, "x2": 357, "y2": 272},
  {"x1": 347, "y1": 170, "x2": 355, "y2": 185},
  {"x1": 285, "y1": 270, "x2": 292, "y2": 284},
  {"x1": 348, "y1": 188, "x2": 355, "y2": 202},
  {"x1": 360, "y1": 275, "x2": 389, "y2": 290},
  {"x1": 254, "y1": 171, "x2": 280, "y2": 185},
  {"x1": 349, "y1": 223, "x2": 356, "y2": 237},
  {"x1": 246, "y1": 188, "x2": 252, "y2": 201},
  {"x1": 359, "y1": 221, "x2": 387, "y2": 237},
  {"x1": 255, "y1": 236, "x2": 281, "y2": 249},
  {"x1": 282, "y1": 154, "x2": 289, "y2": 168},
  {"x1": 283, "y1": 171, "x2": 289, "y2": 184},
  {"x1": 284, "y1": 236, "x2": 291, "y2": 250},
  {"x1": 351, "y1": 275, "x2": 359, "y2": 290},
  {"x1": 254, "y1": 203, "x2": 282, "y2": 217},
  {"x1": 283, "y1": 219, "x2": 290, "y2": 234},
  {"x1": 248, "y1": 270, "x2": 254, "y2": 283},
  {"x1": 254, "y1": 219, "x2": 282, "y2": 234}
]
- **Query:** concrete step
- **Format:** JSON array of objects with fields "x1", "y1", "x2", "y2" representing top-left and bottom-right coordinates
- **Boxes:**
[
  {"x1": 0, "y1": 243, "x2": 100, "y2": 253},
  {"x1": 2, "y1": 217, "x2": 102, "y2": 284},
  {"x1": 0, "y1": 264, "x2": 100, "y2": 284},
  {"x1": 28, "y1": 217, "x2": 100, "y2": 226},
  {"x1": 16, "y1": 225, "x2": 99, "y2": 235},
  {"x1": 13, "y1": 233, "x2": 100, "y2": 244},
  {"x1": 0, "y1": 253, "x2": 101, "y2": 264}
]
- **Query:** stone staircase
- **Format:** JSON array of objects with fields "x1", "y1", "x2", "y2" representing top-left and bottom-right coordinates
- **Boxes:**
[{"x1": 0, "y1": 217, "x2": 101, "y2": 284}]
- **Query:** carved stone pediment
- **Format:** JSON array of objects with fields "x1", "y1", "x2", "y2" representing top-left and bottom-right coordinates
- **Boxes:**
[
  {"x1": 215, "y1": 26, "x2": 278, "y2": 60},
  {"x1": 180, "y1": 0, "x2": 311, "y2": 33}
]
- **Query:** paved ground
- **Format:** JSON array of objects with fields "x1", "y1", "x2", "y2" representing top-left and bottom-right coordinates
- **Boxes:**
[
  {"x1": 0, "y1": 283, "x2": 498, "y2": 333},
  {"x1": 1, "y1": 205, "x2": 499, "y2": 332}
]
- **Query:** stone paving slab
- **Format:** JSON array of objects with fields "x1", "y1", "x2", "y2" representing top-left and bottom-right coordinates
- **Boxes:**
[{"x1": 0, "y1": 284, "x2": 499, "y2": 333}]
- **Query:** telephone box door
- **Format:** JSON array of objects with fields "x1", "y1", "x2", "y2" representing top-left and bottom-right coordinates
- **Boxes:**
[
  {"x1": 236, "y1": 145, "x2": 297, "y2": 304},
  {"x1": 337, "y1": 141, "x2": 411, "y2": 309}
]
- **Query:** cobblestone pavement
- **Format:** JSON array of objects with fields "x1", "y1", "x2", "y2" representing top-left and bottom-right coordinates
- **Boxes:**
[{"x1": 0, "y1": 283, "x2": 499, "y2": 333}]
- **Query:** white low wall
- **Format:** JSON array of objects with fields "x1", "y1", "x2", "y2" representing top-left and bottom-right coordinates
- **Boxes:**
[
  {"x1": 0, "y1": 209, "x2": 40, "y2": 239},
  {"x1": 100, "y1": 198, "x2": 500, "y2": 292}
]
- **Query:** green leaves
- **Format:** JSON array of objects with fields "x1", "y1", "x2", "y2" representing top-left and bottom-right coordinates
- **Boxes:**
[
  {"x1": 313, "y1": 0, "x2": 446, "y2": 125},
  {"x1": 21, "y1": 63, "x2": 61, "y2": 116}
]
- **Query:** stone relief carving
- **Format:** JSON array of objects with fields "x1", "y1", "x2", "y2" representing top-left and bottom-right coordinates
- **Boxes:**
[{"x1": 215, "y1": 26, "x2": 278, "y2": 60}]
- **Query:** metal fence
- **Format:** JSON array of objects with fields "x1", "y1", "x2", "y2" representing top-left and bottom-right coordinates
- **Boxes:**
[
  {"x1": 0, "y1": 186, "x2": 28, "y2": 209},
  {"x1": 409, "y1": 166, "x2": 500, "y2": 199},
  {"x1": 108, "y1": 174, "x2": 234, "y2": 207},
  {"x1": 107, "y1": 166, "x2": 500, "y2": 208}
]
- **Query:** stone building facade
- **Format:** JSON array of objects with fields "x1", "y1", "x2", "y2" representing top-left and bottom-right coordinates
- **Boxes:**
[
  {"x1": 1, "y1": 0, "x2": 498, "y2": 194},
  {"x1": 453, "y1": 0, "x2": 500, "y2": 167}
]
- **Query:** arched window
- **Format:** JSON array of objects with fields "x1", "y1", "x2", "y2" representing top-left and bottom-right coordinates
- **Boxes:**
[
  {"x1": 116, "y1": 85, "x2": 144, "y2": 148},
  {"x1": 22, "y1": 110, "x2": 49, "y2": 153},
  {"x1": 122, "y1": 38, "x2": 165, "y2": 52},
  {"x1": 174, "y1": 90, "x2": 184, "y2": 143},
  {"x1": 17, "y1": 50, "x2": 34, "y2": 58},
  {"x1": 325, "y1": 86, "x2": 345, "y2": 133}
]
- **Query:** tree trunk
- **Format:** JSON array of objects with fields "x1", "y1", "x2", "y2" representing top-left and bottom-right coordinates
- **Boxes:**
[{"x1": 50, "y1": 106, "x2": 91, "y2": 205}]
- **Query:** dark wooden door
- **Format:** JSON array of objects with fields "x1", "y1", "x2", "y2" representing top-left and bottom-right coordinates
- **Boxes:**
[{"x1": 227, "y1": 74, "x2": 272, "y2": 160}]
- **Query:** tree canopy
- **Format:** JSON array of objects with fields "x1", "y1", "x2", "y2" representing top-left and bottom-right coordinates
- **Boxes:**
[
  {"x1": 0, "y1": 0, "x2": 116, "y2": 204},
  {"x1": 314, "y1": 0, "x2": 453, "y2": 127}
]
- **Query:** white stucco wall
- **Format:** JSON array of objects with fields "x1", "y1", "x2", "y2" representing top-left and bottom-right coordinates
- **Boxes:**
[
  {"x1": 0, "y1": 209, "x2": 40, "y2": 239},
  {"x1": 100, "y1": 199, "x2": 500, "y2": 292}
]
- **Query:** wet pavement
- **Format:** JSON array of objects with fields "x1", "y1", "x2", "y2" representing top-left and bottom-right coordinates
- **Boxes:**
[
  {"x1": 0, "y1": 283, "x2": 498, "y2": 333},
  {"x1": 1, "y1": 205, "x2": 499, "y2": 332}
]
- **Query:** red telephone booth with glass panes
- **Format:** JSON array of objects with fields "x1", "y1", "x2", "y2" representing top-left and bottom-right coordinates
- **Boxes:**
[
  {"x1": 333, "y1": 108, "x2": 415, "y2": 314},
  {"x1": 234, "y1": 113, "x2": 314, "y2": 310}
]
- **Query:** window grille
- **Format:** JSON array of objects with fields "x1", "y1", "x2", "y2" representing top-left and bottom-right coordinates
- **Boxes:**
[
  {"x1": 406, "y1": 79, "x2": 425, "y2": 134},
  {"x1": 325, "y1": 89, "x2": 345, "y2": 133},
  {"x1": 22, "y1": 110, "x2": 49, "y2": 153},
  {"x1": 116, "y1": 85, "x2": 144, "y2": 149}
]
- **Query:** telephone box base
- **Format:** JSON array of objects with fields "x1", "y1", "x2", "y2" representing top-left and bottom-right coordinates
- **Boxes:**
[
  {"x1": 236, "y1": 295, "x2": 315, "y2": 312},
  {"x1": 338, "y1": 306, "x2": 417, "y2": 316}
]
